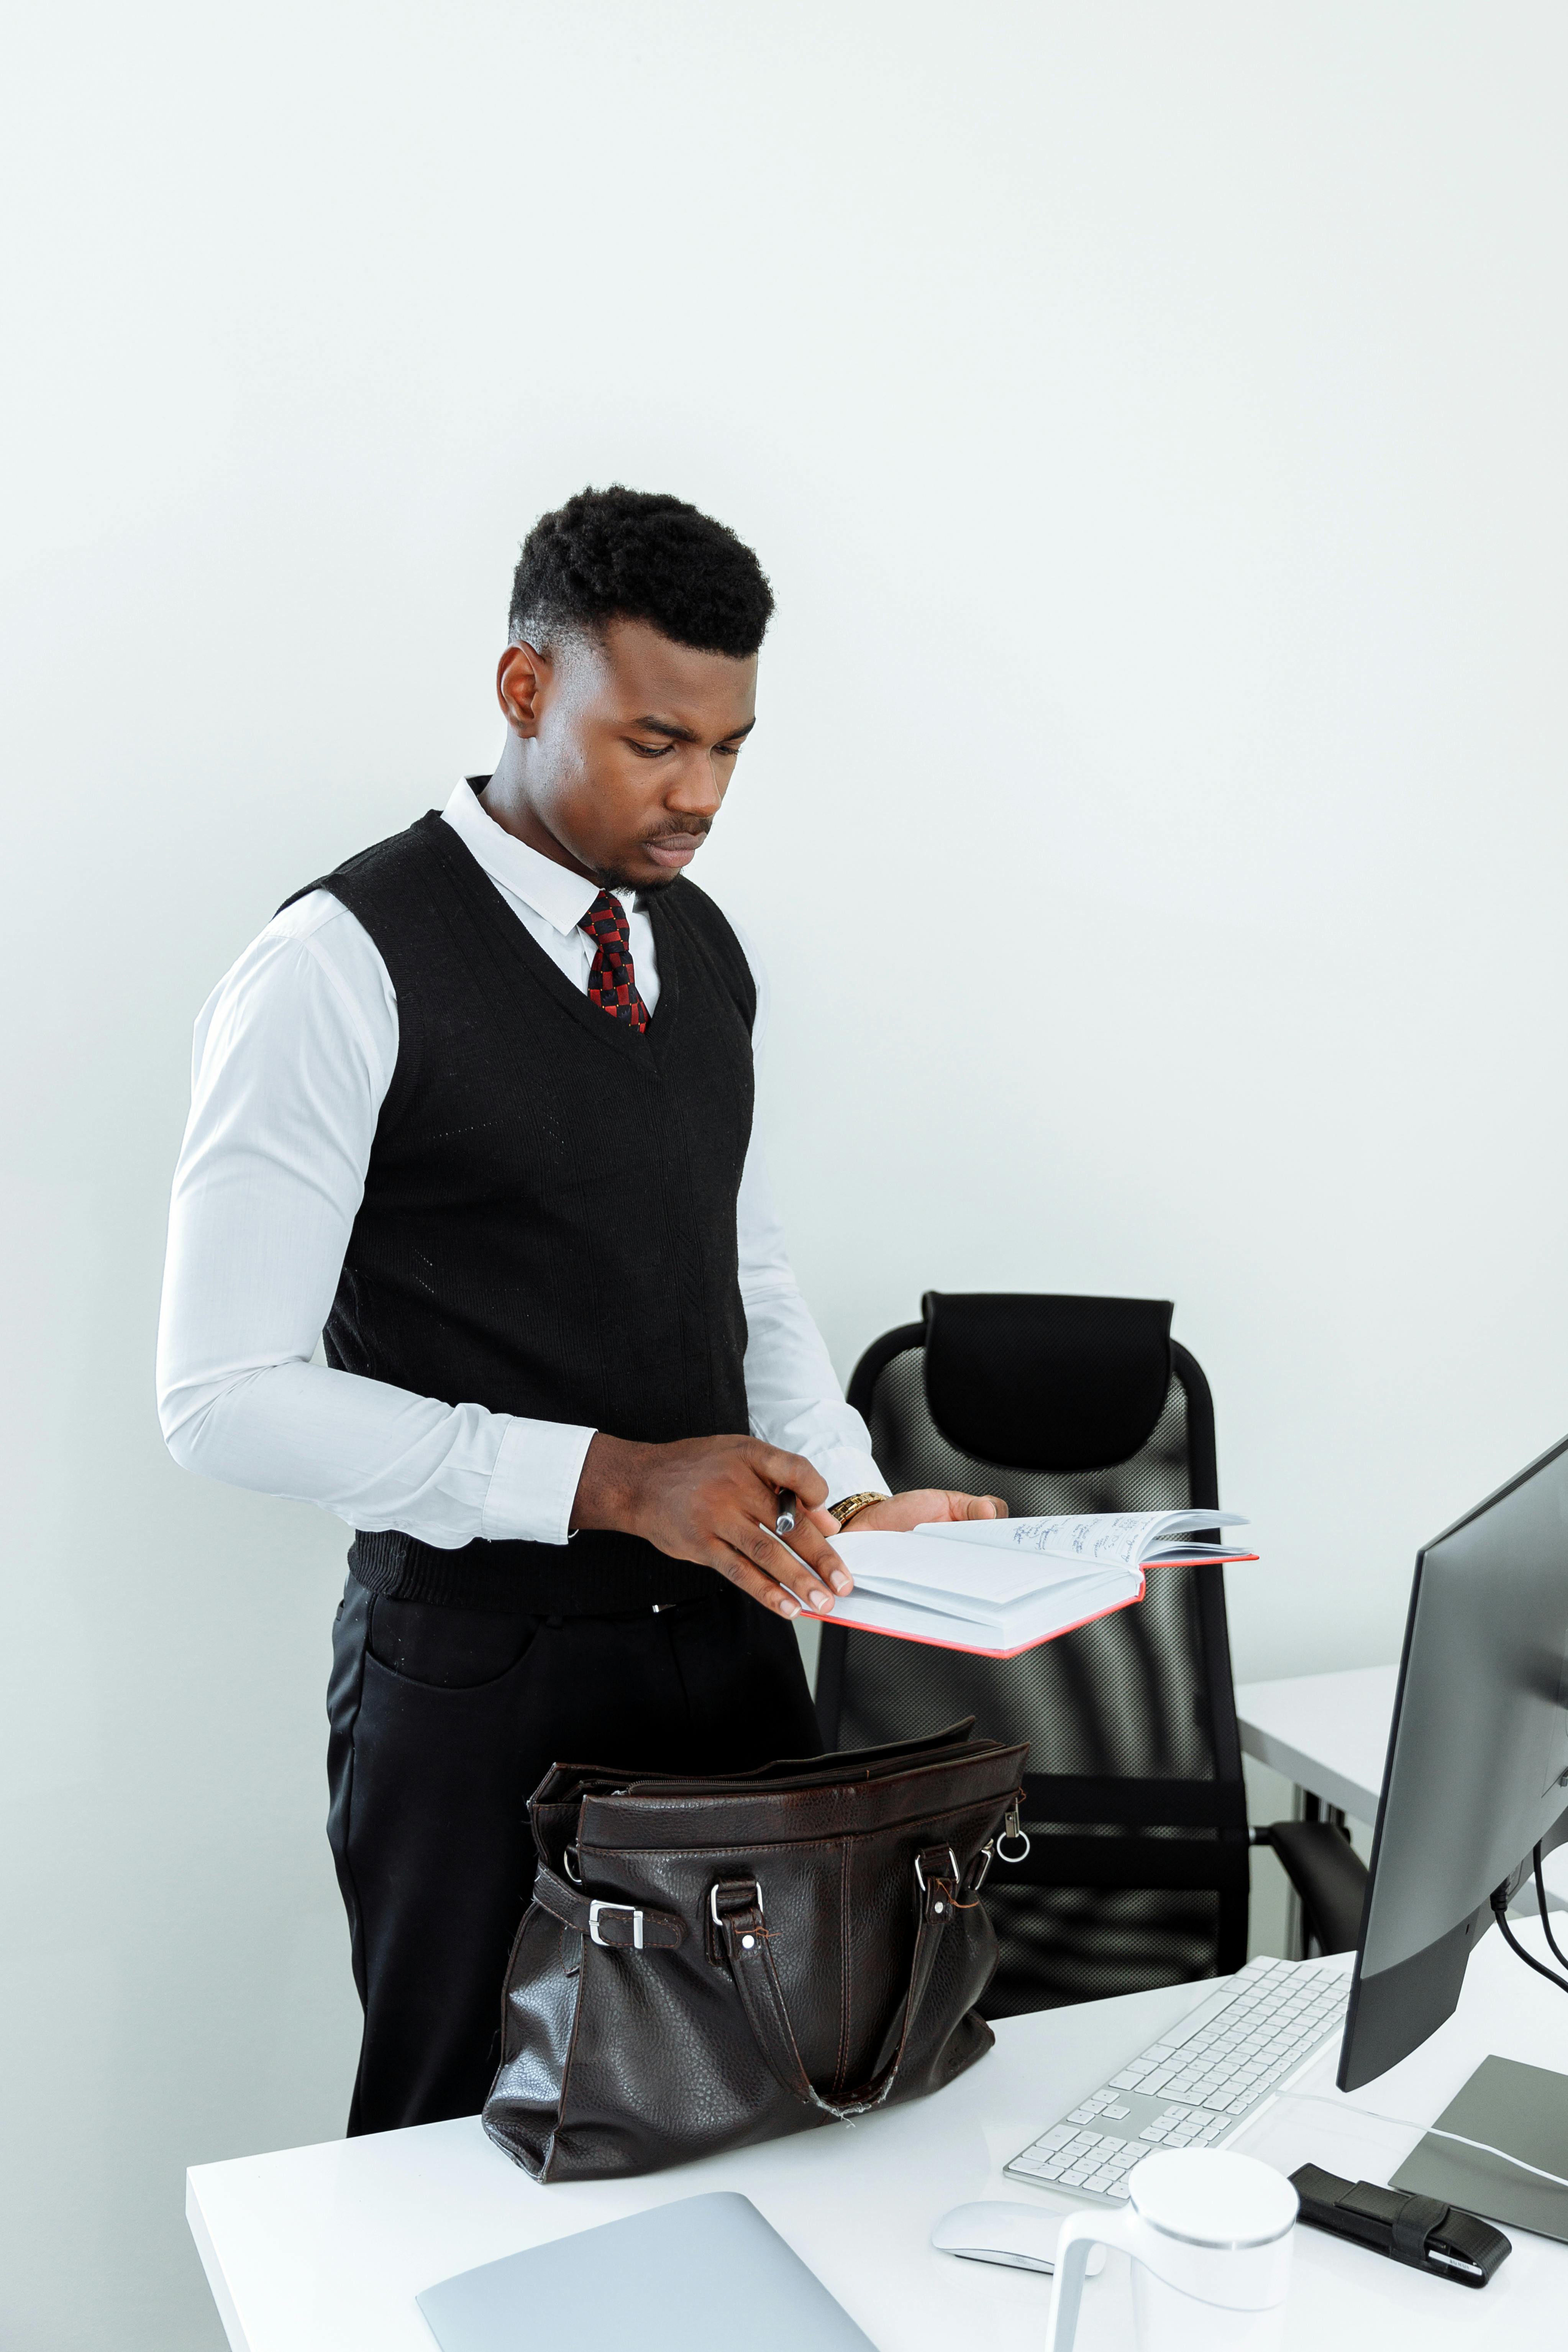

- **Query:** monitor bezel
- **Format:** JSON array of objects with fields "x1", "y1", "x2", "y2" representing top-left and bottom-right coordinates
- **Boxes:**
[{"x1": 1337, "y1": 1429, "x2": 1568, "y2": 2094}]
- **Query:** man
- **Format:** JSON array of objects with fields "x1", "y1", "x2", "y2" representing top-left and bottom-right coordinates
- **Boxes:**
[{"x1": 158, "y1": 487, "x2": 1002, "y2": 2134}]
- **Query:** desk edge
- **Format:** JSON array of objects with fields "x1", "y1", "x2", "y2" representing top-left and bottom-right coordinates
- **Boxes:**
[{"x1": 186, "y1": 2170, "x2": 254, "y2": 2352}]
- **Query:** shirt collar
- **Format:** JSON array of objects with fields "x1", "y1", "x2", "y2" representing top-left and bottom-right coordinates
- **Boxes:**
[{"x1": 443, "y1": 777, "x2": 631, "y2": 935}]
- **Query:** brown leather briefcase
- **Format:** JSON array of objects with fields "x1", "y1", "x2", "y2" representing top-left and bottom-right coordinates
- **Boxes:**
[{"x1": 482, "y1": 1718, "x2": 1027, "y2": 2181}]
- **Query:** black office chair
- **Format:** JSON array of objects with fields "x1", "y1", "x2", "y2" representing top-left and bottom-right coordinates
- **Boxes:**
[{"x1": 814, "y1": 1294, "x2": 1366, "y2": 2014}]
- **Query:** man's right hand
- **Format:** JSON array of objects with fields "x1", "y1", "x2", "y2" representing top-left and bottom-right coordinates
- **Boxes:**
[{"x1": 571, "y1": 1433, "x2": 854, "y2": 1620}]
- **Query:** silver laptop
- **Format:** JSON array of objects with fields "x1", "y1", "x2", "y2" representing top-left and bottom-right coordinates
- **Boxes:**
[{"x1": 417, "y1": 2190, "x2": 876, "y2": 2352}]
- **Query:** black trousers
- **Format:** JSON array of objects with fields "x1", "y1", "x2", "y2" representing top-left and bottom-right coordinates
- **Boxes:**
[{"x1": 326, "y1": 1572, "x2": 822, "y2": 2135}]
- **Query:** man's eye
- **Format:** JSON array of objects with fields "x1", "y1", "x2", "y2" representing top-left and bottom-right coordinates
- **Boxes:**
[{"x1": 630, "y1": 741, "x2": 673, "y2": 758}]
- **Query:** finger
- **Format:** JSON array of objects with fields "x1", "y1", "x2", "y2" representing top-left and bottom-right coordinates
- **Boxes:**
[
  {"x1": 960, "y1": 1492, "x2": 1007, "y2": 1519},
  {"x1": 778, "y1": 1513, "x2": 853, "y2": 1596},
  {"x1": 712, "y1": 1546, "x2": 806, "y2": 1618},
  {"x1": 804, "y1": 1503, "x2": 840, "y2": 1537},
  {"x1": 728, "y1": 1519, "x2": 841, "y2": 1612},
  {"x1": 738, "y1": 1442, "x2": 829, "y2": 1511}
]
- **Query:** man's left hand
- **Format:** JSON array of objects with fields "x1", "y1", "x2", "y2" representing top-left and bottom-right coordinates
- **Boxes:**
[{"x1": 805, "y1": 1489, "x2": 1008, "y2": 1536}]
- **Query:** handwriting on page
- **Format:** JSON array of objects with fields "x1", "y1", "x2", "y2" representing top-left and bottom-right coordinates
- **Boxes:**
[{"x1": 1007, "y1": 1514, "x2": 1151, "y2": 1568}]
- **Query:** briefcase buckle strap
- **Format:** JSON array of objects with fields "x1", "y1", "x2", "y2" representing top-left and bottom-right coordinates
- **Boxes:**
[
  {"x1": 531, "y1": 1865, "x2": 686, "y2": 1950},
  {"x1": 589, "y1": 1899, "x2": 644, "y2": 1950}
]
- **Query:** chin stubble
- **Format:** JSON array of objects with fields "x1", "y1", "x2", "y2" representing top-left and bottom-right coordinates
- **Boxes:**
[{"x1": 594, "y1": 864, "x2": 682, "y2": 895}]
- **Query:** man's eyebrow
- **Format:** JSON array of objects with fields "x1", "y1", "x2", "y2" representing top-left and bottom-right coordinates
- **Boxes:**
[{"x1": 631, "y1": 715, "x2": 757, "y2": 743}]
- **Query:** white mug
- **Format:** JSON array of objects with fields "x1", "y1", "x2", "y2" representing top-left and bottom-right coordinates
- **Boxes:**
[{"x1": 1043, "y1": 2149, "x2": 1299, "y2": 2352}]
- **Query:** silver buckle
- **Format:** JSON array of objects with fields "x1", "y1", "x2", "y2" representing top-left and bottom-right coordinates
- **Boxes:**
[
  {"x1": 588, "y1": 1899, "x2": 644, "y2": 1950},
  {"x1": 914, "y1": 1848, "x2": 959, "y2": 1893},
  {"x1": 709, "y1": 1878, "x2": 764, "y2": 1927}
]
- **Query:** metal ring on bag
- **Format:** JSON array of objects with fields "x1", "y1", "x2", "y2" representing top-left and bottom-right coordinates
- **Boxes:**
[
  {"x1": 995, "y1": 1827, "x2": 1033, "y2": 1863},
  {"x1": 563, "y1": 1846, "x2": 582, "y2": 1885}
]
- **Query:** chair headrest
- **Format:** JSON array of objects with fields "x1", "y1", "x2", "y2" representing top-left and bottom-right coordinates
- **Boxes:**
[{"x1": 920, "y1": 1291, "x2": 1175, "y2": 1474}]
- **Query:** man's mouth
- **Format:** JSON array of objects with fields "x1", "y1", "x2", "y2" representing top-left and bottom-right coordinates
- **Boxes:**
[{"x1": 643, "y1": 831, "x2": 707, "y2": 869}]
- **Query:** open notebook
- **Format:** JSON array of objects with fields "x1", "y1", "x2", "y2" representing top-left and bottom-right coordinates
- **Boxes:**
[{"x1": 804, "y1": 1510, "x2": 1256, "y2": 1658}]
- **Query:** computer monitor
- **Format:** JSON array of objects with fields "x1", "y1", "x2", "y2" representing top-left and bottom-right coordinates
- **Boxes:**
[{"x1": 1338, "y1": 1431, "x2": 1568, "y2": 2092}]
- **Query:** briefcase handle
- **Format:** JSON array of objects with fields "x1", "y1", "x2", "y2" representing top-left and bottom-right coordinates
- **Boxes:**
[{"x1": 710, "y1": 1845, "x2": 978, "y2": 2122}]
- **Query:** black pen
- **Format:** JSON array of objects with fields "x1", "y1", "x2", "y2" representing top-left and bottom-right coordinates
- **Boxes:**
[{"x1": 774, "y1": 1489, "x2": 797, "y2": 1537}]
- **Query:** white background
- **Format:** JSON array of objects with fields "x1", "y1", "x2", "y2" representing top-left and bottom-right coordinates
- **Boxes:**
[{"x1": 3, "y1": 4, "x2": 1566, "y2": 2343}]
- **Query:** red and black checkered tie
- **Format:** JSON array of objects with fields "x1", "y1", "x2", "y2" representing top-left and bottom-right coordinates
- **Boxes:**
[{"x1": 579, "y1": 890, "x2": 649, "y2": 1034}]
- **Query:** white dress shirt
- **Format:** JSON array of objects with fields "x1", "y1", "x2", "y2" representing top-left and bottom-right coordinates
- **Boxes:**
[{"x1": 156, "y1": 781, "x2": 886, "y2": 1553}]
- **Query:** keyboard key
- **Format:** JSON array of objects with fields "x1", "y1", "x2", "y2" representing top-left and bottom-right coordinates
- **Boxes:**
[{"x1": 1166, "y1": 1989, "x2": 1242, "y2": 2047}]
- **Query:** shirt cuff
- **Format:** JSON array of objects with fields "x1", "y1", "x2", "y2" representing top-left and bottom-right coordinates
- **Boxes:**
[
  {"x1": 480, "y1": 1417, "x2": 596, "y2": 1546},
  {"x1": 810, "y1": 1448, "x2": 891, "y2": 1511}
]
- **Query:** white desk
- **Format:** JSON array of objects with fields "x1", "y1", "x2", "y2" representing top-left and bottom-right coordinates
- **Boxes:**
[
  {"x1": 189, "y1": 1916, "x2": 1568, "y2": 2351},
  {"x1": 1234, "y1": 1665, "x2": 1398, "y2": 1825}
]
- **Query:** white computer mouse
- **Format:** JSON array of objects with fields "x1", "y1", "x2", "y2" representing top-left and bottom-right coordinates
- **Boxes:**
[{"x1": 930, "y1": 2200, "x2": 1109, "y2": 2276}]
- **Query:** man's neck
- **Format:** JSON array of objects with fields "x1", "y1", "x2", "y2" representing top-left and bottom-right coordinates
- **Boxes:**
[{"x1": 479, "y1": 751, "x2": 595, "y2": 883}]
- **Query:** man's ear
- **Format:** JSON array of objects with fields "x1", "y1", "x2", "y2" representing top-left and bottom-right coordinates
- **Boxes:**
[{"x1": 496, "y1": 640, "x2": 549, "y2": 735}]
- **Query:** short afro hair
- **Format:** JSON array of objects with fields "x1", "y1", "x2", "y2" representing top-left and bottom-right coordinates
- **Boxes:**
[{"x1": 509, "y1": 486, "x2": 773, "y2": 660}]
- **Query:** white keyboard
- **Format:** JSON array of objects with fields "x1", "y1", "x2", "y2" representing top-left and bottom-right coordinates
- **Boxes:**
[{"x1": 1005, "y1": 1955, "x2": 1350, "y2": 2204}]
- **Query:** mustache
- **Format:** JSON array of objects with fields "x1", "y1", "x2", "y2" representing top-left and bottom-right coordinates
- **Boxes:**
[
  {"x1": 642, "y1": 818, "x2": 712, "y2": 843},
  {"x1": 595, "y1": 818, "x2": 715, "y2": 894}
]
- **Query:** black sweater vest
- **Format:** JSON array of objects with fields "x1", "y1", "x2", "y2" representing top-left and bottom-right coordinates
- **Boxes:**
[{"x1": 299, "y1": 809, "x2": 756, "y2": 1612}]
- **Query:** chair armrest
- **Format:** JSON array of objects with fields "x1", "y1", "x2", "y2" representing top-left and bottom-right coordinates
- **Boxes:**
[{"x1": 1253, "y1": 1819, "x2": 1368, "y2": 1954}]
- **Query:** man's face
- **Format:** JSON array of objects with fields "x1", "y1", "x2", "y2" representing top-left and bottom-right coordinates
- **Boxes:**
[{"x1": 495, "y1": 617, "x2": 758, "y2": 891}]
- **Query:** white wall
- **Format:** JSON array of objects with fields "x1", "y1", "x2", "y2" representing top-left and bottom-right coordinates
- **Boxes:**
[{"x1": 4, "y1": 5, "x2": 1567, "y2": 2342}]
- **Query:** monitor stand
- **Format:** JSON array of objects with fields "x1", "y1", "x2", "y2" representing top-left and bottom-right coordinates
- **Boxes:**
[{"x1": 1392, "y1": 2055, "x2": 1568, "y2": 2243}]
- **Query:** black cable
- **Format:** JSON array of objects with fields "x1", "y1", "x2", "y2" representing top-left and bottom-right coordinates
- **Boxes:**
[
  {"x1": 1492, "y1": 1881, "x2": 1568, "y2": 1995},
  {"x1": 1534, "y1": 1844, "x2": 1568, "y2": 1976}
]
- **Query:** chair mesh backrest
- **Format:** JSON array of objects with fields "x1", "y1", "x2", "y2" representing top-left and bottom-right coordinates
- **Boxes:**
[{"x1": 834, "y1": 1343, "x2": 1231, "y2": 2011}]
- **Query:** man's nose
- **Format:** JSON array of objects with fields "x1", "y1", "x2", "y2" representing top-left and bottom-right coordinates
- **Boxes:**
[{"x1": 664, "y1": 754, "x2": 725, "y2": 819}]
